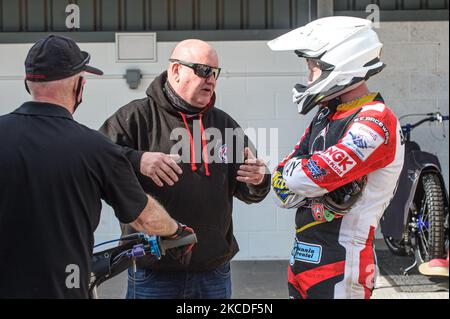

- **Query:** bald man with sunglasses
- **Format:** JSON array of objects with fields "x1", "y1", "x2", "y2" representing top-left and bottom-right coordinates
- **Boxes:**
[{"x1": 100, "y1": 39, "x2": 270, "y2": 299}]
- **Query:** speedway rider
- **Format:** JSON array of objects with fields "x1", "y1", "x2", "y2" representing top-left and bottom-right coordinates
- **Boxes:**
[{"x1": 269, "y1": 16, "x2": 405, "y2": 299}]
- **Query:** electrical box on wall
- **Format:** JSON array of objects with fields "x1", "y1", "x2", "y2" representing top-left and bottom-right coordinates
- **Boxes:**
[
  {"x1": 115, "y1": 33, "x2": 157, "y2": 62},
  {"x1": 124, "y1": 69, "x2": 142, "y2": 89}
]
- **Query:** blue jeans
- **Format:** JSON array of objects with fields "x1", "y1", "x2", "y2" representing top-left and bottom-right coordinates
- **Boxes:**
[{"x1": 125, "y1": 262, "x2": 232, "y2": 299}]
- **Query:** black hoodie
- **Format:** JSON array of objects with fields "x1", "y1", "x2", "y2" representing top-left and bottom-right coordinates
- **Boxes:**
[{"x1": 99, "y1": 72, "x2": 270, "y2": 271}]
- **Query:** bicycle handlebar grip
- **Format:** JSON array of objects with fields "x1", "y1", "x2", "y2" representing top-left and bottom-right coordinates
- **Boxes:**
[{"x1": 160, "y1": 233, "x2": 198, "y2": 250}]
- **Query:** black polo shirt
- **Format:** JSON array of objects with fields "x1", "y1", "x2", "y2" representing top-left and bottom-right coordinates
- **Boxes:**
[{"x1": 0, "y1": 102, "x2": 148, "y2": 298}]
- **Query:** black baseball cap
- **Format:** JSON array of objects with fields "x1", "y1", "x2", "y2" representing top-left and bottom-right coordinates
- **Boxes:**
[{"x1": 25, "y1": 34, "x2": 103, "y2": 82}]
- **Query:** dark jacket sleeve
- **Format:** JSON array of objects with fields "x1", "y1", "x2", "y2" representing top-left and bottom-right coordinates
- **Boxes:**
[
  {"x1": 98, "y1": 140, "x2": 148, "y2": 224},
  {"x1": 98, "y1": 104, "x2": 146, "y2": 173},
  {"x1": 231, "y1": 125, "x2": 271, "y2": 204},
  {"x1": 235, "y1": 173, "x2": 271, "y2": 204}
]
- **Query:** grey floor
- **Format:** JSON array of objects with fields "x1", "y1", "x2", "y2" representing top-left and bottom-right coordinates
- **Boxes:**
[
  {"x1": 97, "y1": 239, "x2": 449, "y2": 299},
  {"x1": 97, "y1": 260, "x2": 288, "y2": 299}
]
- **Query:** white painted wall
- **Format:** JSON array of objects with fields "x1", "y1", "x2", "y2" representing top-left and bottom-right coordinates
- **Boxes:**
[{"x1": 0, "y1": 21, "x2": 448, "y2": 260}]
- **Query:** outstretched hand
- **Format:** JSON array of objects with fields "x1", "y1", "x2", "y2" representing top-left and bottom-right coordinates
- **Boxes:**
[
  {"x1": 140, "y1": 152, "x2": 182, "y2": 187},
  {"x1": 236, "y1": 147, "x2": 267, "y2": 186}
]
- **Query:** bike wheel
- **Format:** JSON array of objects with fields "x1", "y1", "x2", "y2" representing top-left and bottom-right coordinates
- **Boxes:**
[
  {"x1": 417, "y1": 173, "x2": 446, "y2": 260},
  {"x1": 383, "y1": 236, "x2": 407, "y2": 256}
]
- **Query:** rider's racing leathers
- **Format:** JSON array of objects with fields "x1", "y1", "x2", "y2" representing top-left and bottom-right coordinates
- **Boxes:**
[{"x1": 272, "y1": 93, "x2": 404, "y2": 299}]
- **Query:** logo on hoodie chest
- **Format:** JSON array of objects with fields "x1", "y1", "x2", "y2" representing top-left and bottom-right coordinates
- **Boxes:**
[{"x1": 216, "y1": 143, "x2": 228, "y2": 164}]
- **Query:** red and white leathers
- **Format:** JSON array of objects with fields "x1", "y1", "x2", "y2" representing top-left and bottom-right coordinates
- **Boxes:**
[{"x1": 272, "y1": 93, "x2": 405, "y2": 299}]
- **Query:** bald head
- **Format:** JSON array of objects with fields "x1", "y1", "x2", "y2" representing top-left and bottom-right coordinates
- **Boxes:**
[
  {"x1": 167, "y1": 39, "x2": 219, "y2": 108},
  {"x1": 170, "y1": 39, "x2": 218, "y2": 66}
]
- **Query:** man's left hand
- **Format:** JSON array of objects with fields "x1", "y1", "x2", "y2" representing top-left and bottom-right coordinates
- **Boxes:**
[
  {"x1": 164, "y1": 222, "x2": 196, "y2": 265},
  {"x1": 236, "y1": 147, "x2": 267, "y2": 186}
]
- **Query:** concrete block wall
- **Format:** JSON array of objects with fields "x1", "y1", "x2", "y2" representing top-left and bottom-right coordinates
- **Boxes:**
[
  {"x1": 0, "y1": 21, "x2": 448, "y2": 259},
  {"x1": 373, "y1": 22, "x2": 449, "y2": 195}
]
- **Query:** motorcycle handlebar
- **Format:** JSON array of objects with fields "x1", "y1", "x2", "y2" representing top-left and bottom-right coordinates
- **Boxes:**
[
  {"x1": 402, "y1": 112, "x2": 448, "y2": 132},
  {"x1": 159, "y1": 233, "x2": 197, "y2": 253},
  {"x1": 94, "y1": 232, "x2": 197, "y2": 260},
  {"x1": 89, "y1": 232, "x2": 198, "y2": 293}
]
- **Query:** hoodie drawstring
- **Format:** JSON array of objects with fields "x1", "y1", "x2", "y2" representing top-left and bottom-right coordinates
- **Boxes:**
[
  {"x1": 199, "y1": 114, "x2": 210, "y2": 176},
  {"x1": 179, "y1": 112, "x2": 210, "y2": 176},
  {"x1": 180, "y1": 112, "x2": 197, "y2": 172}
]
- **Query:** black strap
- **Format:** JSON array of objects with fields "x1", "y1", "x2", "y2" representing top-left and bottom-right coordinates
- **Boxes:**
[{"x1": 24, "y1": 79, "x2": 31, "y2": 95}]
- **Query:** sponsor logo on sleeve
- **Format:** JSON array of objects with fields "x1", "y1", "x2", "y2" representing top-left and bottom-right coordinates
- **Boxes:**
[
  {"x1": 272, "y1": 171, "x2": 295, "y2": 203},
  {"x1": 319, "y1": 146, "x2": 357, "y2": 177},
  {"x1": 354, "y1": 116, "x2": 390, "y2": 144},
  {"x1": 341, "y1": 123, "x2": 384, "y2": 161},
  {"x1": 284, "y1": 158, "x2": 303, "y2": 177},
  {"x1": 304, "y1": 159, "x2": 328, "y2": 179}
]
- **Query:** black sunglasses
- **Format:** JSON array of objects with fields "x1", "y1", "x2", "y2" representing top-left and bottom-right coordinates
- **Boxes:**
[{"x1": 169, "y1": 59, "x2": 221, "y2": 80}]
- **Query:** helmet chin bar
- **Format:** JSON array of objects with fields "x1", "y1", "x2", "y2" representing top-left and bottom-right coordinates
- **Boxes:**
[
  {"x1": 296, "y1": 93, "x2": 321, "y2": 115},
  {"x1": 293, "y1": 83, "x2": 308, "y2": 104},
  {"x1": 293, "y1": 83, "x2": 322, "y2": 115}
]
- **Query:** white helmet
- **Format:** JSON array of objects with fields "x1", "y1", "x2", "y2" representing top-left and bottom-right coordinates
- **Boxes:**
[{"x1": 268, "y1": 16, "x2": 385, "y2": 115}]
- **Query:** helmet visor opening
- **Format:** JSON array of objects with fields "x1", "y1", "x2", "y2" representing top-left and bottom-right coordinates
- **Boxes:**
[{"x1": 306, "y1": 59, "x2": 322, "y2": 86}]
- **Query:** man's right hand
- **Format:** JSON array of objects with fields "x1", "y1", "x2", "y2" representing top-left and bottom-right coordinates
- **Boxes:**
[{"x1": 140, "y1": 152, "x2": 182, "y2": 187}]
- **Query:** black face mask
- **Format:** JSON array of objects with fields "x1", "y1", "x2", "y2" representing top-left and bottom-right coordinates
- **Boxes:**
[
  {"x1": 73, "y1": 76, "x2": 84, "y2": 112},
  {"x1": 25, "y1": 79, "x2": 31, "y2": 94}
]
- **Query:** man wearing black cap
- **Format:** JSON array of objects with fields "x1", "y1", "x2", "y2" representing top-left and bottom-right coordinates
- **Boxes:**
[{"x1": 0, "y1": 35, "x2": 195, "y2": 298}]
